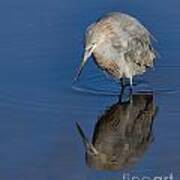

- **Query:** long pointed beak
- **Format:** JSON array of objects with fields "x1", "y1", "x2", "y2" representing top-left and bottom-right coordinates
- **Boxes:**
[
  {"x1": 74, "y1": 51, "x2": 89, "y2": 83},
  {"x1": 75, "y1": 121, "x2": 98, "y2": 155},
  {"x1": 74, "y1": 44, "x2": 96, "y2": 83}
]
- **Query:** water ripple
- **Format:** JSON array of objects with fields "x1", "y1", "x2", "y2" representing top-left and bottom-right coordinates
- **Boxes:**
[{"x1": 72, "y1": 67, "x2": 179, "y2": 96}]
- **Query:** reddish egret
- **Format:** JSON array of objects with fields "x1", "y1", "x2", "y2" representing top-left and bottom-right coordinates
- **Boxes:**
[{"x1": 75, "y1": 12, "x2": 156, "y2": 92}]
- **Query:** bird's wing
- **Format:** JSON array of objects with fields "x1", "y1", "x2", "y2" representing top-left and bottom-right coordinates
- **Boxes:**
[
  {"x1": 127, "y1": 33, "x2": 156, "y2": 67},
  {"x1": 112, "y1": 28, "x2": 156, "y2": 68},
  {"x1": 120, "y1": 13, "x2": 156, "y2": 41}
]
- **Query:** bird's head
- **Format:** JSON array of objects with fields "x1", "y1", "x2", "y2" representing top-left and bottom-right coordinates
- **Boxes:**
[{"x1": 74, "y1": 23, "x2": 105, "y2": 82}]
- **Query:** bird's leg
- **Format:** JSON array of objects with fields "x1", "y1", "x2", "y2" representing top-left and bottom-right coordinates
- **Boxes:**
[
  {"x1": 129, "y1": 77, "x2": 133, "y2": 93},
  {"x1": 120, "y1": 78, "x2": 126, "y2": 88},
  {"x1": 119, "y1": 78, "x2": 126, "y2": 102}
]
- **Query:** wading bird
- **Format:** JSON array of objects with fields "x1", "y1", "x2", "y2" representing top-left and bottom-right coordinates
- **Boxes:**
[{"x1": 75, "y1": 12, "x2": 156, "y2": 92}]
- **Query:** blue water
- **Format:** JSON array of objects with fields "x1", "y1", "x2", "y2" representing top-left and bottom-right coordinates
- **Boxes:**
[{"x1": 0, "y1": 0, "x2": 180, "y2": 179}]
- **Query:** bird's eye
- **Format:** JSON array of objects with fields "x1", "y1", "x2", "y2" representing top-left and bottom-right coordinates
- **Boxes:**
[
  {"x1": 86, "y1": 43, "x2": 96, "y2": 52},
  {"x1": 86, "y1": 47, "x2": 93, "y2": 52},
  {"x1": 86, "y1": 46, "x2": 94, "y2": 52}
]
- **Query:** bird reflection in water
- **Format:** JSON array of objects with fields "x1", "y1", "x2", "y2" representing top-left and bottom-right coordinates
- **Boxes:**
[{"x1": 76, "y1": 93, "x2": 158, "y2": 171}]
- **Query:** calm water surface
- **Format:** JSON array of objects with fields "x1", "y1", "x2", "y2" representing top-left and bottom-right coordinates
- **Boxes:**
[{"x1": 0, "y1": 0, "x2": 180, "y2": 179}]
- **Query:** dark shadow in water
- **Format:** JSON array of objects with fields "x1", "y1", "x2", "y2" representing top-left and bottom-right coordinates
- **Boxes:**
[{"x1": 76, "y1": 93, "x2": 158, "y2": 171}]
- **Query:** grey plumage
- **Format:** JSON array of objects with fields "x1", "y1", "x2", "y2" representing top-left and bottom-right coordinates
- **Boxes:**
[
  {"x1": 76, "y1": 94, "x2": 158, "y2": 171},
  {"x1": 75, "y1": 12, "x2": 156, "y2": 89}
]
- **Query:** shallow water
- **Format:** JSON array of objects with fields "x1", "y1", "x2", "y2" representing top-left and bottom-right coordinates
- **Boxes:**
[{"x1": 0, "y1": 0, "x2": 180, "y2": 179}]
